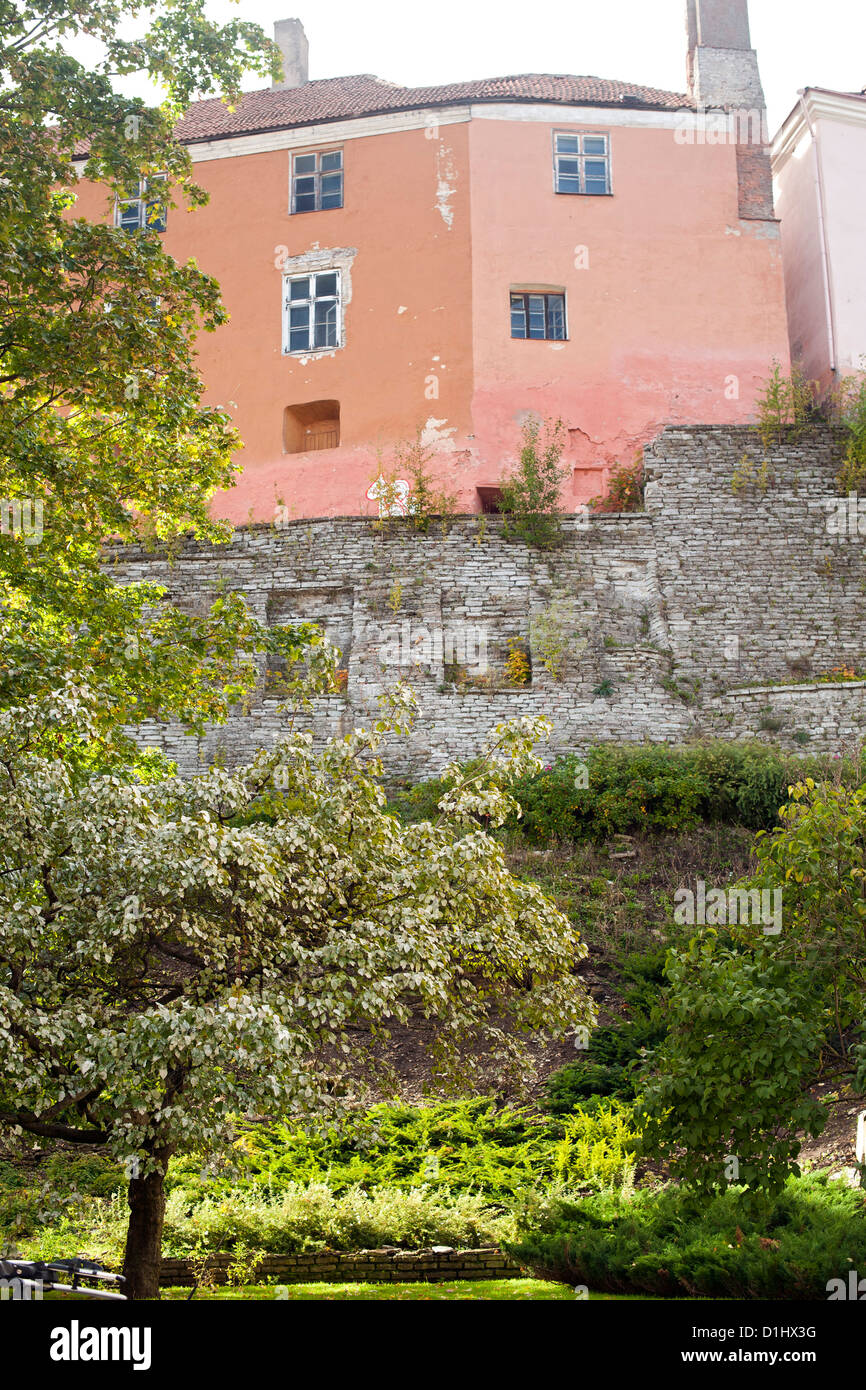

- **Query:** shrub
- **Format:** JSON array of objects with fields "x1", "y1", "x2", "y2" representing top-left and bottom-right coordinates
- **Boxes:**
[
  {"x1": 207, "y1": 1098, "x2": 557, "y2": 1200},
  {"x1": 552, "y1": 1100, "x2": 639, "y2": 1191},
  {"x1": 389, "y1": 743, "x2": 865, "y2": 844},
  {"x1": 498, "y1": 418, "x2": 569, "y2": 550},
  {"x1": 588, "y1": 453, "x2": 644, "y2": 514},
  {"x1": 835, "y1": 375, "x2": 866, "y2": 495},
  {"x1": 543, "y1": 1019, "x2": 665, "y2": 1112},
  {"x1": 6, "y1": 1098, "x2": 641, "y2": 1264},
  {"x1": 755, "y1": 360, "x2": 817, "y2": 449},
  {"x1": 508, "y1": 1174, "x2": 866, "y2": 1299},
  {"x1": 638, "y1": 937, "x2": 827, "y2": 1195},
  {"x1": 161, "y1": 1183, "x2": 513, "y2": 1255},
  {"x1": 167, "y1": 1095, "x2": 639, "y2": 1204}
]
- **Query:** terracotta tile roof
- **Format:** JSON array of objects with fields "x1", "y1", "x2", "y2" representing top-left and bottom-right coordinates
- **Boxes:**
[{"x1": 175, "y1": 72, "x2": 693, "y2": 143}]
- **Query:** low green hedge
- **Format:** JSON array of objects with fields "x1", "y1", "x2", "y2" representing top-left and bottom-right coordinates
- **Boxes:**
[
  {"x1": 508, "y1": 1175, "x2": 866, "y2": 1299},
  {"x1": 390, "y1": 742, "x2": 864, "y2": 842}
]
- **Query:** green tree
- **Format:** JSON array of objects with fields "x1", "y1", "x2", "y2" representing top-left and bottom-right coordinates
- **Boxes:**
[
  {"x1": 0, "y1": 685, "x2": 593, "y2": 1298},
  {"x1": 746, "y1": 779, "x2": 866, "y2": 1057},
  {"x1": 638, "y1": 935, "x2": 826, "y2": 1195},
  {"x1": 640, "y1": 775, "x2": 866, "y2": 1195},
  {"x1": 0, "y1": 0, "x2": 294, "y2": 748}
]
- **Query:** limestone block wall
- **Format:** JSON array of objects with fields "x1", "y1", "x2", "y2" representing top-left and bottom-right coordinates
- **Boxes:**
[
  {"x1": 158, "y1": 1246, "x2": 522, "y2": 1287},
  {"x1": 112, "y1": 425, "x2": 866, "y2": 777}
]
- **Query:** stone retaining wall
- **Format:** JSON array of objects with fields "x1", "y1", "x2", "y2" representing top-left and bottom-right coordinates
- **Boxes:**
[
  {"x1": 110, "y1": 424, "x2": 866, "y2": 775},
  {"x1": 159, "y1": 1246, "x2": 523, "y2": 1287}
]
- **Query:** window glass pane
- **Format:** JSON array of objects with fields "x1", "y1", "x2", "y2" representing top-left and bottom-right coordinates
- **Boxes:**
[
  {"x1": 528, "y1": 295, "x2": 546, "y2": 339},
  {"x1": 315, "y1": 271, "x2": 338, "y2": 297},
  {"x1": 289, "y1": 305, "x2": 309, "y2": 329},
  {"x1": 294, "y1": 176, "x2": 316, "y2": 195},
  {"x1": 320, "y1": 151, "x2": 342, "y2": 171},
  {"x1": 555, "y1": 134, "x2": 579, "y2": 154},
  {"x1": 556, "y1": 173, "x2": 581, "y2": 194},
  {"x1": 547, "y1": 295, "x2": 566, "y2": 340},
  {"x1": 294, "y1": 191, "x2": 317, "y2": 213},
  {"x1": 119, "y1": 200, "x2": 143, "y2": 231},
  {"x1": 585, "y1": 160, "x2": 608, "y2": 181},
  {"x1": 289, "y1": 327, "x2": 310, "y2": 351},
  {"x1": 145, "y1": 200, "x2": 167, "y2": 232},
  {"x1": 289, "y1": 277, "x2": 310, "y2": 301},
  {"x1": 583, "y1": 136, "x2": 607, "y2": 155},
  {"x1": 557, "y1": 158, "x2": 580, "y2": 176},
  {"x1": 314, "y1": 300, "x2": 338, "y2": 347},
  {"x1": 294, "y1": 154, "x2": 316, "y2": 173},
  {"x1": 510, "y1": 295, "x2": 527, "y2": 339},
  {"x1": 320, "y1": 174, "x2": 343, "y2": 208}
]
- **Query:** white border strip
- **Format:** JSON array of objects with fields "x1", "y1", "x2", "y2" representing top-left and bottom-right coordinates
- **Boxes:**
[{"x1": 183, "y1": 100, "x2": 698, "y2": 164}]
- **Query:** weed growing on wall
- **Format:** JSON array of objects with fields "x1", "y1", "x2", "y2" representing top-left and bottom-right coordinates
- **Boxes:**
[
  {"x1": 756, "y1": 360, "x2": 817, "y2": 449},
  {"x1": 588, "y1": 452, "x2": 645, "y2": 513},
  {"x1": 529, "y1": 599, "x2": 587, "y2": 680},
  {"x1": 835, "y1": 376, "x2": 866, "y2": 495},
  {"x1": 371, "y1": 433, "x2": 460, "y2": 536},
  {"x1": 499, "y1": 417, "x2": 568, "y2": 550},
  {"x1": 505, "y1": 639, "x2": 531, "y2": 687}
]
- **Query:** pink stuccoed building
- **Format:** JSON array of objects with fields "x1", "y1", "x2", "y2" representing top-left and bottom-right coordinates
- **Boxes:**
[{"x1": 74, "y1": 0, "x2": 790, "y2": 522}]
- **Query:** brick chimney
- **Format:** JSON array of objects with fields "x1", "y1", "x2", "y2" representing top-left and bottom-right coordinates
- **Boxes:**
[
  {"x1": 273, "y1": 18, "x2": 309, "y2": 89},
  {"x1": 685, "y1": 0, "x2": 774, "y2": 220},
  {"x1": 686, "y1": 0, "x2": 765, "y2": 109}
]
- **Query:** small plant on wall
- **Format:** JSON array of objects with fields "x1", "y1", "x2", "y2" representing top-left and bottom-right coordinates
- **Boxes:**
[
  {"x1": 402, "y1": 432, "x2": 459, "y2": 533},
  {"x1": 529, "y1": 599, "x2": 587, "y2": 681},
  {"x1": 731, "y1": 361, "x2": 819, "y2": 494},
  {"x1": 756, "y1": 359, "x2": 817, "y2": 449},
  {"x1": 505, "y1": 639, "x2": 531, "y2": 687},
  {"x1": 588, "y1": 452, "x2": 645, "y2": 514},
  {"x1": 370, "y1": 432, "x2": 459, "y2": 536},
  {"x1": 834, "y1": 375, "x2": 866, "y2": 495},
  {"x1": 498, "y1": 416, "x2": 569, "y2": 550}
]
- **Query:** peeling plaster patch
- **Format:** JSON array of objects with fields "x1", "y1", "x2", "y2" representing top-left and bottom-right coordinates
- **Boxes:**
[
  {"x1": 397, "y1": 305, "x2": 408, "y2": 314},
  {"x1": 568, "y1": 426, "x2": 605, "y2": 447},
  {"x1": 420, "y1": 416, "x2": 458, "y2": 451},
  {"x1": 725, "y1": 225, "x2": 742, "y2": 236},
  {"x1": 549, "y1": 343, "x2": 566, "y2": 351},
  {"x1": 739, "y1": 218, "x2": 781, "y2": 240},
  {"x1": 296, "y1": 352, "x2": 338, "y2": 365},
  {"x1": 435, "y1": 143, "x2": 457, "y2": 229}
]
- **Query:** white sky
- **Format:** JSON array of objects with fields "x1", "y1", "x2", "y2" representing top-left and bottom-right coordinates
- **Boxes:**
[
  {"x1": 204, "y1": 0, "x2": 865, "y2": 133},
  {"x1": 75, "y1": 0, "x2": 866, "y2": 136}
]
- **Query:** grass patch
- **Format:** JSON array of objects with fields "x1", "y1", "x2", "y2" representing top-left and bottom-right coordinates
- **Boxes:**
[{"x1": 158, "y1": 1279, "x2": 651, "y2": 1301}]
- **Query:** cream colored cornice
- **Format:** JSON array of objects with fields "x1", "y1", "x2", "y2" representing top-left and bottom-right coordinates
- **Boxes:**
[{"x1": 773, "y1": 87, "x2": 866, "y2": 170}]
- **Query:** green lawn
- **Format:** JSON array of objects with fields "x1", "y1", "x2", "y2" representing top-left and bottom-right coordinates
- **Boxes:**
[{"x1": 160, "y1": 1280, "x2": 657, "y2": 1301}]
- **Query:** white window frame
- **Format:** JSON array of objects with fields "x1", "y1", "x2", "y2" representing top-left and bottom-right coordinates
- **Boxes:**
[
  {"x1": 552, "y1": 131, "x2": 612, "y2": 196},
  {"x1": 290, "y1": 149, "x2": 344, "y2": 214},
  {"x1": 114, "y1": 174, "x2": 167, "y2": 232},
  {"x1": 282, "y1": 269, "x2": 343, "y2": 355}
]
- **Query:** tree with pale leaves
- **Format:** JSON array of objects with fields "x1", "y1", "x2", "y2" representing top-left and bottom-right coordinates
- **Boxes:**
[{"x1": 0, "y1": 683, "x2": 593, "y2": 1299}]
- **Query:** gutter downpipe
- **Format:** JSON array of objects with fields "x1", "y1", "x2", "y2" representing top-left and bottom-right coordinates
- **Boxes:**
[{"x1": 798, "y1": 89, "x2": 838, "y2": 381}]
